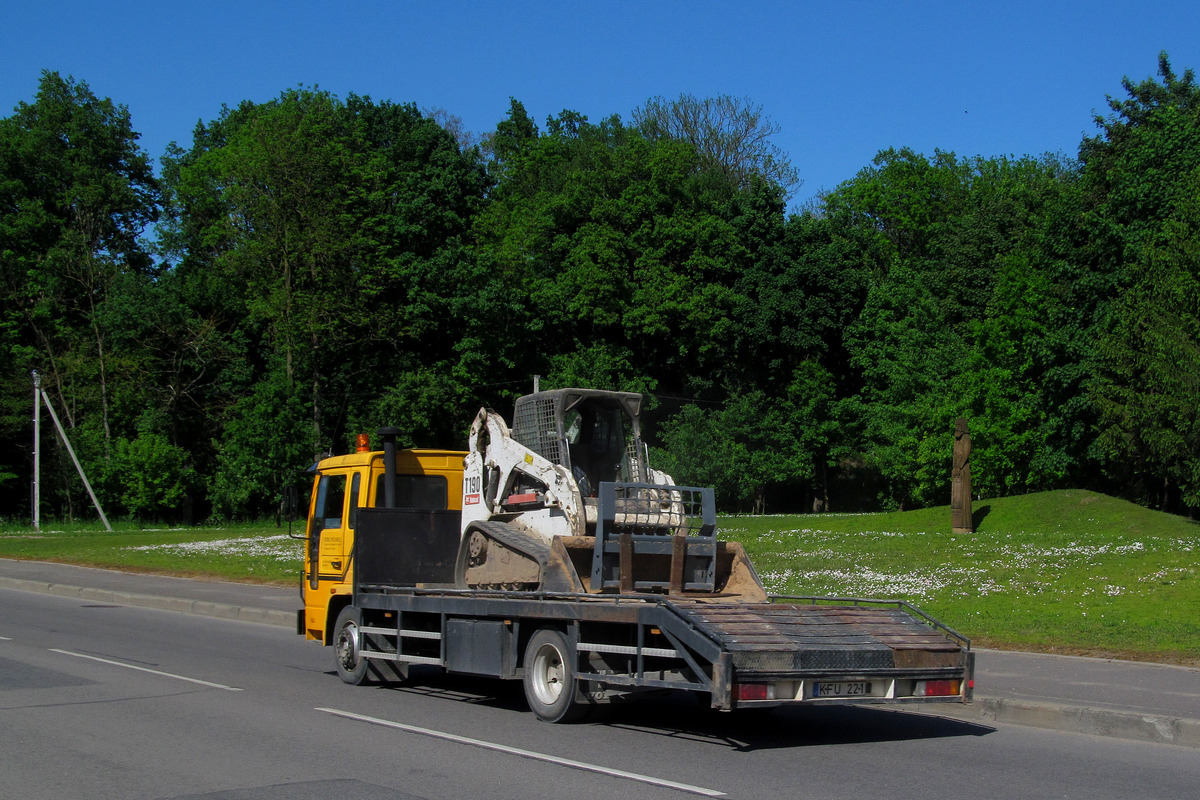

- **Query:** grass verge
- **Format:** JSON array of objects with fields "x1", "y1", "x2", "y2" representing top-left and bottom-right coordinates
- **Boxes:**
[
  {"x1": 2, "y1": 489, "x2": 1197, "y2": 665},
  {"x1": 0, "y1": 520, "x2": 302, "y2": 585}
]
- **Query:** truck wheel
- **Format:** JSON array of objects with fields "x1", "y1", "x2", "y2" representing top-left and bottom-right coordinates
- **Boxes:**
[
  {"x1": 523, "y1": 628, "x2": 588, "y2": 723},
  {"x1": 333, "y1": 606, "x2": 371, "y2": 685}
]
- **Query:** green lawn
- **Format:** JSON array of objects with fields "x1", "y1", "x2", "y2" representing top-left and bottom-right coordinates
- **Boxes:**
[
  {"x1": 0, "y1": 520, "x2": 304, "y2": 584},
  {"x1": 3, "y1": 489, "x2": 1197, "y2": 664},
  {"x1": 728, "y1": 490, "x2": 1200, "y2": 665}
]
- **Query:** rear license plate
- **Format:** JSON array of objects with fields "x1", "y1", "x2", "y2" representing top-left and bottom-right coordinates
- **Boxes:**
[{"x1": 814, "y1": 681, "x2": 871, "y2": 697}]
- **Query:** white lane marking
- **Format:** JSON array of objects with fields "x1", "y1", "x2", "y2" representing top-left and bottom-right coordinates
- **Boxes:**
[
  {"x1": 316, "y1": 707, "x2": 725, "y2": 797},
  {"x1": 49, "y1": 649, "x2": 242, "y2": 691}
]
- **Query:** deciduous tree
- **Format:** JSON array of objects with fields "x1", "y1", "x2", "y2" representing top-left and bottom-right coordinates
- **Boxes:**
[
  {"x1": 633, "y1": 93, "x2": 802, "y2": 199},
  {"x1": 0, "y1": 71, "x2": 159, "y2": 518}
]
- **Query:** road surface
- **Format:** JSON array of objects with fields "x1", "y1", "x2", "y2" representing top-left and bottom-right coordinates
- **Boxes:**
[{"x1": 2, "y1": 587, "x2": 1198, "y2": 799}]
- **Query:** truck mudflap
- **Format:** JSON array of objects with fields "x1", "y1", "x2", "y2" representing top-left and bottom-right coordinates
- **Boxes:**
[{"x1": 654, "y1": 597, "x2": 974, "y2": 709}]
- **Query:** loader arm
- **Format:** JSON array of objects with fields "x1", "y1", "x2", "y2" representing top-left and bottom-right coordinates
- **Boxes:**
[{"x1": 460, "y1": 407, "x2": 586, "y2": 538}]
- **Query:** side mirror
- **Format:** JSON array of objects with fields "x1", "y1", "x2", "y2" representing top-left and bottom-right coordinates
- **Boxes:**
[{"x1": 284, "y1": 485, "x2": 300, "y2": 523}]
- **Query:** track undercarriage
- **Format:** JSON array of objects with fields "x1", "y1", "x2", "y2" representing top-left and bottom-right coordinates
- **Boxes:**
[{"x1": 455, "y1": 521, "x2": 549, "y2": 591}]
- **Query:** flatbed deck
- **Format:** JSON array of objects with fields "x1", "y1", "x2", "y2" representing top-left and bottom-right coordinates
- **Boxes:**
[{"x1": 347, "y1": 583, "x2": 974, "y2": 711}]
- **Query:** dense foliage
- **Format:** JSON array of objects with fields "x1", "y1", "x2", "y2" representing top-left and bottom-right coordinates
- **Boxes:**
[{"x1": 3, "y1": 56, "x2": 1200, "y2": 521}]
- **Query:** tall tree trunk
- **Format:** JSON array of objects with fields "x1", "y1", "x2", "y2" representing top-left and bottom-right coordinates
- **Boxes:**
[
  {"x1": 91, "y1": 315, "x2": 111, "y2": 445},
  {"x1": 311, "y1": 329, "x2": 322, "y2": 458}
]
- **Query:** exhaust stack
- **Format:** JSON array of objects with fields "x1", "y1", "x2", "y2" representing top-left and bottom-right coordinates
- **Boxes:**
[{"x1": 377, "y1": 427, "x2": 402, "y2": 509}]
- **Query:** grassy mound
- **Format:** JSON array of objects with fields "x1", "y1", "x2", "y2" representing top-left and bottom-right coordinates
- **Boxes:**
[{"x1": 727, "y1": 490, "x2": 1200, "y2": 664}]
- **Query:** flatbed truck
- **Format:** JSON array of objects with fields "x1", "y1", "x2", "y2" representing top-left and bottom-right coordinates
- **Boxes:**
[{"x1": 299, "y1": 432, "x2": 974, "y2": 722}]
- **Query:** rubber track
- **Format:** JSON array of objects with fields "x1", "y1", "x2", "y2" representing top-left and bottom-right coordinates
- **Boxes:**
[{"x1": 469, "y1": 520, "x2": 551, "y2": 569}]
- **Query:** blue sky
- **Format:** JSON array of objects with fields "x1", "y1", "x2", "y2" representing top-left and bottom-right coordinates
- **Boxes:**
[{"x1": 3, "y1": 1, "x2": 1199, "y2": 208}]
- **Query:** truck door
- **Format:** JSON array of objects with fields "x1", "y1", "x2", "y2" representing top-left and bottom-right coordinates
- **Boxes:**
[{"x1": 308, "y1": 470, "x2": 361, "y2": 587}]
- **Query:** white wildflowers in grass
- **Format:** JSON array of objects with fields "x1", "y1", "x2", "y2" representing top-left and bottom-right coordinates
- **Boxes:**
[
  {"x1": 758, "y1": 567, "x2": 799, "y2": 586},
  {"x1": 976, "y1": 577, "x2": 1006, "y2": 596},
  {"x1": 756, "y1": 528, "x2": 915, "y2": 547},
  {"x1": 1138, "y1": 567, "x2": 1194, "y2": 585},
  {"x1": 777, "y1": 546, "x2": 840, "y2": 560},
  {"x1": 125, "y1": 535, "x2": 302, "y2": 561},
  {"x1": 994, "y1": 541, "x2": 1148, "y2": 570},
  {"x1": 763, "y1": 565, "x2": 989, "y2": 602},
  {"x1": 750, "y1": 518, "x2": 1175, "y2": 606}
]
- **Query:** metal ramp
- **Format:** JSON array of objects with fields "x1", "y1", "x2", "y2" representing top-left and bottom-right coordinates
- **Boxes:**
[{"x1": 667, "y1": 599, "x2": 970, "y2": 674}]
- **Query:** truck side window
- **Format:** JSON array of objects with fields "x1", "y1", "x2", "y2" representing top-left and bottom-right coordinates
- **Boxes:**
[{"x1": 315, "y1": 474, "x2": 346, "y2": 530}]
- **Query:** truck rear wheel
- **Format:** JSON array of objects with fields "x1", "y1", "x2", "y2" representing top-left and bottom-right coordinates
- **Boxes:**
[
  {"x1": 523, "y1": 628, "x2": 588, "y2": 723},
  {"x1": 333, "y1": 605, "x2": 371, "y2": 685}
]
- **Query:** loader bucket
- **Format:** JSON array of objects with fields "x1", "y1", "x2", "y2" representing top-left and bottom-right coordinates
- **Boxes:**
[{"x1": 551, "y1": 535, "x2": 768, "y2": 602}]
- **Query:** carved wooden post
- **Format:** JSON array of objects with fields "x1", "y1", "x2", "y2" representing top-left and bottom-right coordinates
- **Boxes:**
[{"x1": 951, "y1": 417, "x2": 974, "y2": 533}]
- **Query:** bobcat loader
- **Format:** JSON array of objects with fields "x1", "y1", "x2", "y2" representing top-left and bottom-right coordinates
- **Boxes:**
[{"x1": 455, "y1": 387, "x2": 766, "y2": 600}]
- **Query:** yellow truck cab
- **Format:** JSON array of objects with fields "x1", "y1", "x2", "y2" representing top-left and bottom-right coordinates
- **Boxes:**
[{"x1": 300, "y1": 430, "x2": 465, "y2": 644}]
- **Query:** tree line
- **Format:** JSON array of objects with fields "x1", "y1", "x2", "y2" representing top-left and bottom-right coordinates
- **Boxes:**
[{"x1": 2, "y1": 53, "x2": 1199, "y2": 522}]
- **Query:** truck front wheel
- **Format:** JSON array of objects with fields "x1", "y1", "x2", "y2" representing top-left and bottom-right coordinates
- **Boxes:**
[
  {"x1": 523, "y1": 628, "x2": 588, "y2": 723},
  {"x1": 333, "y1": 606, "x2": 371, "y2": 685}
]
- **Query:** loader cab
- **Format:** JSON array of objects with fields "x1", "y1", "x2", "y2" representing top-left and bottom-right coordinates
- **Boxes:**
[{"x1": 511, "y1": 388, "x2": 649, "y2": 497}]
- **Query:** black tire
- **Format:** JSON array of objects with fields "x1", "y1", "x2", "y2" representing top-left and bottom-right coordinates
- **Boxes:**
[
  {"x1": 523, "y1": 628, "x2": 588, "y2": 723},
  {"x1": 333, "y1": 605, "x2": 371, "y2": 685}
]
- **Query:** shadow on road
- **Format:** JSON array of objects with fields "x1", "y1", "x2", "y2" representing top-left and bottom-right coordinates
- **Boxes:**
[
  {"x1": 595, "y1": 695, "x2": 994, "y2": 751},
  {"x1": 327, "y1": 666, "x2": 529, "y2": 712},
  {"x1": 344, "y1": 667, "x2": 995, "y2": 751}
]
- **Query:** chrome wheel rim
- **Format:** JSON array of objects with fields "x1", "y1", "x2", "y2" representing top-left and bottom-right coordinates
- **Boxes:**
[
  {"x1": 336, "y1": 619, "x2": 360, "y2": 671},
  {"x1": 531, "y1": 643, "x2": 565, "y2": 705}
]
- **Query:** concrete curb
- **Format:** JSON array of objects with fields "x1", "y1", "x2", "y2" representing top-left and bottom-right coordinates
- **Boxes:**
[
  {"x1": 917, "y1": 695, "x2": 1200, "y2": 750},
  {"x1": 0, "y1": 576, "x2": 297, "y2": 629},
  {"x1": 6, "y1": 573, "x2": 1200, "y2": 750}
]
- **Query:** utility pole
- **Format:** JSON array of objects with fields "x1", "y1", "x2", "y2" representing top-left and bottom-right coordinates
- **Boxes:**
[
  {"x1": 32, "y1": 370, "x2": 112, "y2": 532},
  {"x1": 32, "y1": 370, "x2": 40, "y2": 532}
]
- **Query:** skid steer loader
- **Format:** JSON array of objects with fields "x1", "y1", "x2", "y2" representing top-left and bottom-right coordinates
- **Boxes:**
[{"x1": 456, "y1": 388, "x2": 766, "y2": 601}]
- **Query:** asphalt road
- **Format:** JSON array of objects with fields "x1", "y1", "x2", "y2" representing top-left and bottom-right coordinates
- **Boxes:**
[
  {"x1": 5, "y1": 557, "x2": 1200, "y2": 749},
  {"x1": 3, "y1": 587, "x2": 1200, "y2": 800}
]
